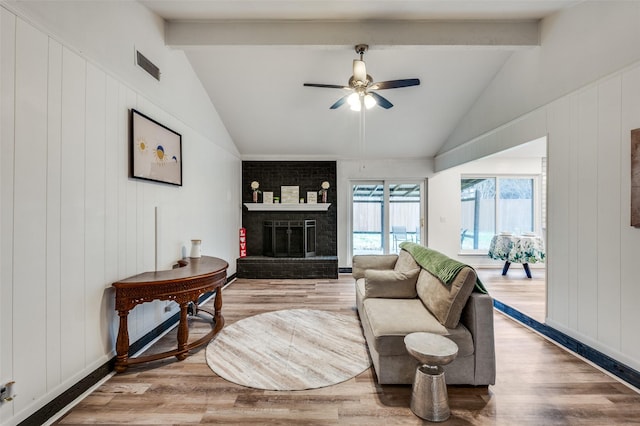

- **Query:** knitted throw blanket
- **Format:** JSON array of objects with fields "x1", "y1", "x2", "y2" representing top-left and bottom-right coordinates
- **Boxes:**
[{"x1": 399, "y1": 242, "x2": 488, "y2": 294}]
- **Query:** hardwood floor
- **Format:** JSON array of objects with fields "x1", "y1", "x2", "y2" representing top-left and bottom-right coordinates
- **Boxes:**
[
  {"x1": 477, "y1": 267, "x2": 546, "y2": 323},
  {"x1": 54, "y1": 275, "x2": 640, "y2": 425}
]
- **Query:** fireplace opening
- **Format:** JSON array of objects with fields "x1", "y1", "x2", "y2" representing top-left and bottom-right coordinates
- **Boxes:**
[{"x1": 264, "y1": 220, "x2": 316, "y2": 257}]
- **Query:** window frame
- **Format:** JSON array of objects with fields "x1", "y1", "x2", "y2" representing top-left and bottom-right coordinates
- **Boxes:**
[
  {"x1": 460, "y1": 174, "x2": 540, "y2": 255},
  {"x1": 349, "y1": 179, "x2": 426, "y2": 258}
]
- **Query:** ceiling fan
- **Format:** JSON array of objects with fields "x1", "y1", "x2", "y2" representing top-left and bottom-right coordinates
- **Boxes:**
[{"x1": 303, "y1": 44, "x2": 420, "y2": 111}]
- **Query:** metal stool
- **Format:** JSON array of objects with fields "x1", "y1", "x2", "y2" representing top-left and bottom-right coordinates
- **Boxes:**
[{"x1": 404, "y1": 332, "x2": 459, "y2": 422}]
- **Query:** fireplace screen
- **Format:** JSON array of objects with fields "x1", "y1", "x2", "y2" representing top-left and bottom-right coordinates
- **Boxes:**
[{"x1": 264, "y1": 220, "x2": 316, "y2": 257}]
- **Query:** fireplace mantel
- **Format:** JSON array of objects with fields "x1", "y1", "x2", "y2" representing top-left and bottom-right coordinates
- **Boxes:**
[{"x1": 243, "y1": 203, "x2": 331, "y2": 212}]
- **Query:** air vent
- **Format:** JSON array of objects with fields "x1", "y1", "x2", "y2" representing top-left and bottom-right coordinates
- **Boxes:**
[{"x1": 136, "y1": 50, "x2": 160, "y2": 81}]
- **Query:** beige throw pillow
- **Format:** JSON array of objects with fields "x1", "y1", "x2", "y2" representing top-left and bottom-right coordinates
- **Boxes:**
[
  {"x1": 416, "y1": 266, "x2": 476, "y2": 328},
  {"x1": 364, "y1": 268, "x2": 420, "y2": 299},
  {"x1": 394, "y1": 249, "x2": 420, "y2": 274}
]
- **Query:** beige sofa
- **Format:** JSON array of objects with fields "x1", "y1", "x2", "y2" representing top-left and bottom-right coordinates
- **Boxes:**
[{"x1": 353, "y1": 244, "x2": 496, "y2": 385}]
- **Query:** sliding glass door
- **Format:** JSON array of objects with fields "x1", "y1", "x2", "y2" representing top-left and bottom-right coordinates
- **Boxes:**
[
  {"x1": 389, "y1": 183, "x2": 422, "y2": 253},
  {"x1": 352, "y1": 180, "x2": 425, "y2": 257},
  {"x1": 352, "y1": 182, "x2": 384, "y2": 255}
]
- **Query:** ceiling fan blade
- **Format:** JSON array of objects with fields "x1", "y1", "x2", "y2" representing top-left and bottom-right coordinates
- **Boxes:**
[
  {"x1": 369, "y1": 92, "x2": 393, "y2": 109},
  {"x1": 353, "y1": 60, "x2": 367, "y2": 83},
  {"x1": 370, "y1": 78, "x2": 420, "y2": 90},
  {"x1": 329, "y1": 94, "x2": 350, "y2": 109},
  {"x1": 304, "y1": 83, "x2": 350, "y2": 89}
]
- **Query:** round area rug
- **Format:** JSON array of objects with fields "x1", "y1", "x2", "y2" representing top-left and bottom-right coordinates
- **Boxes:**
[{"x1": 205, "y1": 309, "x2": 371, "y2": 391}]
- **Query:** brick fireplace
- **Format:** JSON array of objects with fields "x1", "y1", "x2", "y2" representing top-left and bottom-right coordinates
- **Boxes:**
[{"x1": 237, "y1": 161, "x2": 338, "y2": 279}]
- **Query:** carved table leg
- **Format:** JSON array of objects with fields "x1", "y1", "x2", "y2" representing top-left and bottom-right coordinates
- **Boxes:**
[
  {"x1": 214, "y1": 288, "x2": 223, "y2": 324},
  {"x1": 176, "y1": 302, "x2": 189, "y2": 360},
  {"x1": 115, "y1": 310, "x2": 130, "y2": 373}
]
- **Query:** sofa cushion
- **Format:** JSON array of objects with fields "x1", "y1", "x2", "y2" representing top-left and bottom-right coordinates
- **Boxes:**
[
  {"x1": 352, "y1": 254, "x2": 398, "y2": 279},
  {"x1": 416, "y1": 267, "x2": 476, "y2": 328},
  {"x1": 361, "y1": 298, "x2": 474, "y2": 358},
  {"x1": 364, "y1": 268, "x2": 419, "y2": 299},
  {"x1": 394, "y1": 249, "x2": 420, "y2": 274}
]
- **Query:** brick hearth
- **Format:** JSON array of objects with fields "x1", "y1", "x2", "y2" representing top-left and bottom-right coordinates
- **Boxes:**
[{"x1": 236, "y1": 256, "x2": 338, "y2": 279}]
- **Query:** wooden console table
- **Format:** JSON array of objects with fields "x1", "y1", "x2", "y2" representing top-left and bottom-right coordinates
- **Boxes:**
[{"x1": 112, "y1": 256, "x2": 228, "y2": 372}]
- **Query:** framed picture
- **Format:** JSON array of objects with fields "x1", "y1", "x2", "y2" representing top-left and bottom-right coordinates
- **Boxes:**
[
  {"x1": 281, "y1": 186, "x2": 300, "y2": 204},
  {"x1": 632, "y1": 129, "x2": 640, "y2": 226},
  {"x1": 307, "y1": 192, "x2": 317, "y2": 204},
  {"x1": 263, "y1": 191, "x2": 273, "y2": 203},
  {"x1": 131, "y1": 109, "x2": 182, "y2": 186}
]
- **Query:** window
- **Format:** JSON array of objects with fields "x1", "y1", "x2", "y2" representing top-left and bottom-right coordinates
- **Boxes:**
[
  {"x1": 461, "y1": 176, "x2": 535, "y2": 252},
  {"x1": 352, "y1": 181, "x2": 424, "y2": 256}
]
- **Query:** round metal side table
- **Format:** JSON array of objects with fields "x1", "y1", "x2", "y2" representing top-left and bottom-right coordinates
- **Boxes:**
[{"x1": 404, "y1": 332, "x2": 459, "y2": 422}]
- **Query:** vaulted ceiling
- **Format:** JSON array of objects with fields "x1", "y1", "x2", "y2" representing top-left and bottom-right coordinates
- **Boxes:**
[{"x1": 140, "y1": 1, "x2": 580, "y2": 160}]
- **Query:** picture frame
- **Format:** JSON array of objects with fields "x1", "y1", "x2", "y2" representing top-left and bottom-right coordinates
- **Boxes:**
[
  {"x1": 307, "y1": 192, "x2": 317, "y2": 204},
  {"x1": 131, "y1": 109, "x2": 182, "y2": 186},
  {"x1": 632, "y1": 128, "x2": 640, "y2": 226},
  {"x1": 281, "y1": 186, "x2": 300, "y2": 204}
]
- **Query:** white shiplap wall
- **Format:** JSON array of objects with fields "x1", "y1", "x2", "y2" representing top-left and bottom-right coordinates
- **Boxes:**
[
  {"x1": 0, "y1": 9, "x2": 241, "y2": 425},
  {"x1": 435, "y1": 58, "x2": 640, "y2": 374},
  {"x1": 545, "y1": 68, "x2": 640, "y2": 370}
]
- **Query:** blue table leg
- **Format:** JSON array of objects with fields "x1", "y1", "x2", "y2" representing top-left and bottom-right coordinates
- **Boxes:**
[
  {"x1": 523, "y1": 263, "x2": 532, "y2": 279},
  {"x1": 501, "y1": 261, "x2": 511, "y2": 275}
]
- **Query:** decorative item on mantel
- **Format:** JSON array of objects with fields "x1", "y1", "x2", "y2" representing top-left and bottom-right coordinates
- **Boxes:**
[
  {"x1": 190, "y1": 239, "x2": 202, "y2": 258},
  {"x1": 319, "y1": 181, "x2": 330, "y2": 203},
  {"x1": 250, "y1": 181, "x2": 261, "y2": 202},
  {"x1": 281, "y1": 186, "x2": 300, "y2": 204}
]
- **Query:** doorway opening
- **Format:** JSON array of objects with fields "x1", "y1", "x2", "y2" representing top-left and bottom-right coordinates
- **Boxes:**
[{"x1": 465, "y1": 137, "x2": 547, "y2": 323}]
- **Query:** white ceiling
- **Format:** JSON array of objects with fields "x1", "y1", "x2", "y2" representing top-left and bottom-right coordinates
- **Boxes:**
[{"x1": 140, "y1": 0, "x2": 581, "y2": 160}]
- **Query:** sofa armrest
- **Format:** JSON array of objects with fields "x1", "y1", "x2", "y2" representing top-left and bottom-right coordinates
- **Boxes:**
[
  {"x1": 352, "y1": 255, "x2": 398, "y2": 279},
  {"x1": 459, "y1": 292, "x2": 496, "y2": 385}
]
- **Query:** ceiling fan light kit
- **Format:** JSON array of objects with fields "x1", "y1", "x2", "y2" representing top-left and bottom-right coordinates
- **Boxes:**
[
  {"x1": 353, "y1": 60, "x2": 367, "y2": 83},
  {"x1": 304, "y1": 44, "x2": 420, "y2": 111}
]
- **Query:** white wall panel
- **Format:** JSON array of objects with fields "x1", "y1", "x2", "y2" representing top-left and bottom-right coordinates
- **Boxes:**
[
  {"x1": 576, "y1": 87, "x2": 599, "y2": 339},
  {"x1": 59, "y1": 46, "x2": 87, "y2": 378},
  {"x1": 116, "y1": 85, "x2": 130, "y2": 280},
  {"x1": 13, "y1": 17, "x2": 49, "y2": 412},
  {"x1": 596, "y1": 75, "x2": 622, "y2": 349},
  {"x1": 84, "y1": 63, "x2": 107, "y2": 364},
  {"x1": 103, "y1": 74, "x2": 120, "y2": 352},
  {"x1": 117, "y1": 86, "x2": 142, "y2": 341},
  {"x1": 546, "y1": 96, "x2": 572, "y2": 326},
  {"x1": 0, "y1": 8, "x2": 16, "y2": 423},
  {"x1": 46, "y1": 38, "x2": 63, "y2": 391},
  {"x1": 619, "y1": 65, "x2": 640, "y2": 362},
  {"x1": 567, "y1": 93, "x2": 580, "y2": 331},
  {"x1": 104, "y1": 75, "x2": 119, "y2": 283},
  {"x1": 2, "y1": 8, "x2": 240, "y2": 424}
]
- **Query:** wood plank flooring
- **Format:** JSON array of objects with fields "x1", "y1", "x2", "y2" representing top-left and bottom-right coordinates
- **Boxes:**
[
  {"x1": 477, "y1": 267, "x2": 546, "y2": 323},
  {"x1": 54, "y1": 275, "x2": 640, "y2": 425}
]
